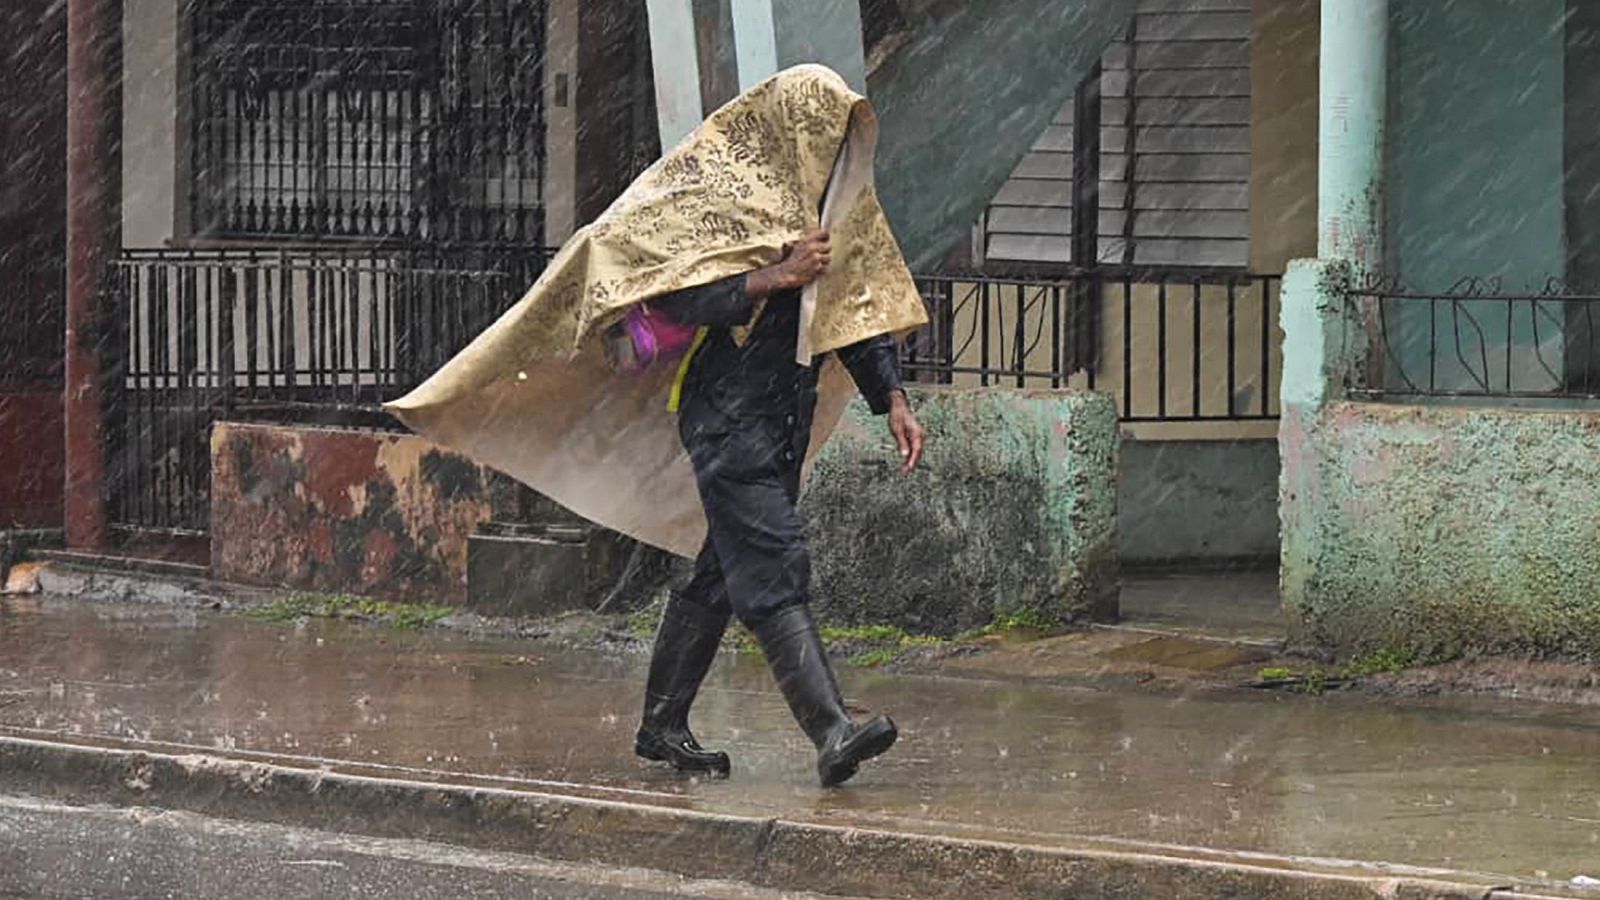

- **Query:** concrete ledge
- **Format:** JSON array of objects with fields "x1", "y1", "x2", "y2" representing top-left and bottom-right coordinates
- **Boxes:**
[
  {"x1": 0, "y1": 731, "x2": 1568, "y2": 900},
  {"x1": 1282, "y1": 400, "x2": 1600, "y2": 658},
  {"x1": 803, "y1": 387, "x2": 1120, "y2": 636}
]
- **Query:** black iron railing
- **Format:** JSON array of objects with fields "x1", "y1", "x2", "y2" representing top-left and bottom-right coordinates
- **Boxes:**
[
  {"x1": 109, "y1": 246, "x2": 551, "y2": 532},
  {"x1": 108, "y1": 253, "x2": 1281, "y2": 533},
  {"x1": 1351, "y1": 276, "x2": 1600, "y2": 401},
  {"x1": 906, "y1": 269, "x2": 1281, "y2": 422},
  {"x1": 187, "y1": 0, "x2": 548, "y2": 245}
]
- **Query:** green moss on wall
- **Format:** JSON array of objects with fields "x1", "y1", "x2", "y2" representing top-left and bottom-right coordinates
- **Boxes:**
[
  {"x1": 800, "y1": 386, "x2": 1119, "y2": 637},
  {"x1": 1283, "y1": 400, "x2": 1600, "y2": 659}
]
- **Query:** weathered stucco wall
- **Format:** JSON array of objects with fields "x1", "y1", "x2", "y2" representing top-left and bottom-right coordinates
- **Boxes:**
[
  {"x1": 1283, "y1": 400, "x2": 1600, "y2": 659},
  {"x1": 213, "y1": 390, "x2": 1122, "y2": 627},
  {"x1": 211, "y1": 423, "x2": 492, "y2": 604},
  {"x1": 801, "y1": 387, "x2": 1119, "y2": 637}
]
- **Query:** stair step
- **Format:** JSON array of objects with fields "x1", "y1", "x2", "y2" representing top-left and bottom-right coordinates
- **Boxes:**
[
  {"x1": 466, "y1": 532, "x2": 591, "y2": 617},
  {"x1": 32, "y1": 549, "x2": 211, "y2": 581},
  {"x1": 475, "y1": 521, "x2": 590, "y2": 544}
]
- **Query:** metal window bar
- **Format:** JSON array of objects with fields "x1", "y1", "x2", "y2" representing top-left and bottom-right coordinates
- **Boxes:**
[
  {"x1": 107, "y1": 246, "x2": 556, "y2": 533},
  {"x1": 1350, "y1": 276, "x2": 1600, "y2": 402},
  {"x1": 187, "y1": 0, "x2": 547, "y2": 245},
  {"x1": 108, "y1": 251, "x2": 1280, "y2": 533},
  {"x1": 904, "y1": 268, "x2": 1281, "y2": 422}
]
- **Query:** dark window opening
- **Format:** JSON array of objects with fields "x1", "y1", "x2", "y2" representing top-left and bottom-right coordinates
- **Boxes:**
[{"x1": 187, "y1": 0, "x2": 548, "y2": 246}]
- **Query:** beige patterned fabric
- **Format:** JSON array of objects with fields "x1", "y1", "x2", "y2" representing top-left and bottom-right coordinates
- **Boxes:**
[{"x1": 384, "y1": 65, "x2": 927, "y2": 557}]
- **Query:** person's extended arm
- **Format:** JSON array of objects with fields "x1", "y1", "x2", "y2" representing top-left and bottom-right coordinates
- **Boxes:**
[
  {"x1": 836, "y1": 336, "x2": 923, "y2": 473},
  {"x1": 651, "y1": 230, "x2": 833, "y2": 325}
]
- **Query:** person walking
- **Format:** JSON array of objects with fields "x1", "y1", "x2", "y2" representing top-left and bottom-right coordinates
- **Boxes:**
[
  {"x1": 386, "y1": 64, "x2": 929, "y2": 789},
  {"x1": 635, "y1": 228, "x2": 924, "y2": 787}
]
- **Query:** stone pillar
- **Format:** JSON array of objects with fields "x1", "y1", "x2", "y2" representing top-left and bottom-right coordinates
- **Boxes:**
[
  {"x1": 644, "y1": 0, "x2": 706, "y2": 149},
  {"x1": 64, "y1": 0, "x2": 122, "y2": 549},
  {"x1": 1279, "y1": 260, "x2": 1365, "y2": 412},
  {"x1": 1317, "y1": 0, "x2": 1388, "y2": 269},
  {"x1": 1281, "y1": 0, "x2": 1388, "y2": 650},
  {"x1": 643, "y1": 0, "x2": 866, "y2": 151}
]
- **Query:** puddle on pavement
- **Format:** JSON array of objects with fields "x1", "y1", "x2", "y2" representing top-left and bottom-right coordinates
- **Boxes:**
[{"x1": 4, "y1": 596, "x2": 1600, "y2": 884}]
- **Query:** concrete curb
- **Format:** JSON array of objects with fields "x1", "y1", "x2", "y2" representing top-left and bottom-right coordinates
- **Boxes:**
[{"x1": 0, "y1": 732, "x2": 1572, "y2": 900}]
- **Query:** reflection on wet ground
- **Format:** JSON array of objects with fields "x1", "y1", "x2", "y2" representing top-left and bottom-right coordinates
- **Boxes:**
[
  {"x1": 1119, "y1": 570, "x2": 1285, "y2": 644},
  {"x1": 4, "y1": 596, "x2": 1599, "y2": 882}
]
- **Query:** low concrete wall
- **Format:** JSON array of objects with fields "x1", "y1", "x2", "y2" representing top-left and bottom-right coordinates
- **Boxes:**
[
  {"x1": 1282, "y1": 400, "x2": 1600, "y2": 658},
  {"x1": 214, "y1": 388, "x2": 1123, "y2": 629},
  {"x1": 801, "y1": 387, "x2": 1119, "y2": 636},
  {"x1": 1119, "y1": 438, "x2": 1278, "y2": 567},
  {"x1": 211, "y1": 422, "x2": 491, "y2": 604}
]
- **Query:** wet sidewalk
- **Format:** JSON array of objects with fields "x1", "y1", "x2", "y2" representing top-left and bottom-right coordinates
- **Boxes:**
[{"x1": 4, "y1": 594, "x2": 1600, "y2": 887}]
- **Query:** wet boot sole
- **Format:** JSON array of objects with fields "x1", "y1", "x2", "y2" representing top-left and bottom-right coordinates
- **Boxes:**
[
  {"x1": 818, "y1": 716, "x2": 898, "y2": 787},
  {"x1": 634, "y1": 731, "x2": 732, "y2": 776}
]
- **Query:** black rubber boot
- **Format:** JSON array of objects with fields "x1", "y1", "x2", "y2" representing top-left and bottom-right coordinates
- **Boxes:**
[
  {"x1": 752, "y1": 604, "x2": 898, "y2": 787},
  {"x1": 635, "y1": 594, "x2": 732, "y2": 776}
]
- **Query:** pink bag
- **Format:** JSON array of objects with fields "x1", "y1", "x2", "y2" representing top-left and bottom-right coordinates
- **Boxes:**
[{"x1": 604, "y1": 303, "x2": 700, "y2": 375}]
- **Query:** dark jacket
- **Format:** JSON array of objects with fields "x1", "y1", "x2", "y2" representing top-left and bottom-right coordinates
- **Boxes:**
[{"x1": 655, "y1": 273, "x2": 902, "y2": 488}]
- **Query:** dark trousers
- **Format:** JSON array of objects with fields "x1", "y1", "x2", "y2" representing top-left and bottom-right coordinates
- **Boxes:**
[{"x1": 679, "y1": 416, "x2": 812, "y2": 627}]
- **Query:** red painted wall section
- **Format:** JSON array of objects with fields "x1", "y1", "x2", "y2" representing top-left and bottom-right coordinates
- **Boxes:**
[
  {"x1": 210, "y1": 422, "x2": 493, "y2": 604},
  {"x1": 0, "y1": 0, "x2": 68, "y2": 531},
  {"x1": 0, "y1": 392, "x2": 65, "y2": 528}
]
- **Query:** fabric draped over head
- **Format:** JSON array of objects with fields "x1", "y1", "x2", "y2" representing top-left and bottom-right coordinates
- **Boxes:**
[{"x1": 384, "y1": 64, "x2": 928, "y2": 557}]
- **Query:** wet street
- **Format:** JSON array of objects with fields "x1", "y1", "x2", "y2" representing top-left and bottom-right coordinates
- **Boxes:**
[
  {"x1": 4, "y1": 595, "x2": 1600, "y2": 884},
  {"x1": 0, "y1": 793, "x2": 855, "y2": 899}
]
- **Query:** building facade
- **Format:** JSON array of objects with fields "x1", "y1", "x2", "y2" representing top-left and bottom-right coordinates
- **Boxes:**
[{"x1": 10, "y1": 0, "x2": 1600, "y2": 655}]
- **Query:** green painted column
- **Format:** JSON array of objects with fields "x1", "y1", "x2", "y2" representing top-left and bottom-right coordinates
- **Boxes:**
[
  {"x1": 729, "y1": 0, "x2": 778, "y2": 91},
  {"x1": 1281, "y1": 1, "x2": 1389, "y2": 650},
  {"x1": 645, "y1": 0, "x2": 705, "y2": 149},
  {"x1": 645, "y1": 0, "x2": 865, "y2": 152},
  {"x1": 1317, "y1": 0, "x2": 1388, "y2": 270},
  {"x1": 1278, "y1": 0, "x2": 1387, "y2": 415}
]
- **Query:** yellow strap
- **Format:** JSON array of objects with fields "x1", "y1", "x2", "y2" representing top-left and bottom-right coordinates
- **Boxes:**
[{"x1": 666, "y1": 327, "x2": 710, "y2": 413}]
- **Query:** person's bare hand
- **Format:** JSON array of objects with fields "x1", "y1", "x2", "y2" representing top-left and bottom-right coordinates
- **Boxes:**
[
  {"x1": 887, "y1": 391, "x2": 924, "y2": 474},
  {"x1": 747, "y1": 229, "x2": 830, "y2": 296}
]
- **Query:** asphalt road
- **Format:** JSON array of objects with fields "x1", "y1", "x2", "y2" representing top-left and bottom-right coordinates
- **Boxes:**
[{"x1": 0, "y1": 794, "x2": 842, "y2": 900}]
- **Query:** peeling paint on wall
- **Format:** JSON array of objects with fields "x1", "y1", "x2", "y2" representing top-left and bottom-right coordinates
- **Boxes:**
[{"x1": 211, "y1": 423, "x2": 492, "y2": 603}]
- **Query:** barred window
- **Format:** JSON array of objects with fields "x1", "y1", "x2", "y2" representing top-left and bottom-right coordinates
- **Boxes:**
[
  {"x1": 187, "y1": 0, "x2": 547, "y2": 245},
  {"x1": 983, "y1": 0, "x2": 1251, "y2": 269}
]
